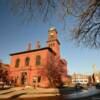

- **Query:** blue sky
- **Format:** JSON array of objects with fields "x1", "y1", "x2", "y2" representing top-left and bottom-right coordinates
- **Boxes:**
[{"x1": 0, "y1": 1, "x2": 100, "y2": 75}]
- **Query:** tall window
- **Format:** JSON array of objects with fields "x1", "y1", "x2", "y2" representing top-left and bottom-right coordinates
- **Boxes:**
[
  {"x1": 15, "y1": 59, "x2": 20, "y2": 68},
  {"x1": 25, "y1": 57, "x2": 30, "y2": 66},
  {"x1": 36, "y1": 55, "x2": 41, "y2": 65}
]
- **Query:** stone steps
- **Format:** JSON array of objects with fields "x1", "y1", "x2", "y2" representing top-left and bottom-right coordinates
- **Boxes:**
[
  {"x1": 0, "y1": 88, "x2": 15, "y2": 95},
  {"x1": 0, "y1": 90, "x2": 26, "y2": 99}
]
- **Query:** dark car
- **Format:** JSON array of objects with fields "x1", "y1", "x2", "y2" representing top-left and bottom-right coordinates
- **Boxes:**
[
  {"x1": 95, "y1": 83, "x2": 100, "y2": 89},
  {"x1": 0, "y1": 81, "x2": 4, "y2": 89},
  {"x1": 75, "y1": 83, "x2": 83, "y2": 91}
]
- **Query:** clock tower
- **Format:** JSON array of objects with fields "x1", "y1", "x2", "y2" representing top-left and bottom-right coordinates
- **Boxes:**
[{"x1": 47, "y1": 27, "x2": 60, "y2": 57}]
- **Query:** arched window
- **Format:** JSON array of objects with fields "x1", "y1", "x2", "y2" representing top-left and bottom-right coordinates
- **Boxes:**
[
  {"x1": 36, "y1": 55, "x2": 41, "y2": 65},
  {"x1": 25, "y1": 57, "x2": 30, "y2": 66},
  {"x1": 15, "y1": 59, "x2": 20, "y2": 68}
]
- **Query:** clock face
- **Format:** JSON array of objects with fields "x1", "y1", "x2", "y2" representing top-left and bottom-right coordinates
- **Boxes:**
[
  {"x1": 50, "y1": 32, "x2": 54, "y2": 36},
  {"x1": 49, "y1": 32, "x2": 55, "y2": 39}
]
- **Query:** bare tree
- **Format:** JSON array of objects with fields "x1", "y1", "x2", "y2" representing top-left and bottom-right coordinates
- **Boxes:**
[
  {"x1": 8, "y1": 0, "x2": 100, "y2": 48},
  {"x1": 72, "y1": 0, "x2": 100, "y2": 48},
  {"x1": 42, "y1": 55, "x2": 67, "y2": 88}
]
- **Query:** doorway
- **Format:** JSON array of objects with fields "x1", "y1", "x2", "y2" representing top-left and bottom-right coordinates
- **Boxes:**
[{"x1": 21, "y1": 72, "x2": 27, "y2": 85}]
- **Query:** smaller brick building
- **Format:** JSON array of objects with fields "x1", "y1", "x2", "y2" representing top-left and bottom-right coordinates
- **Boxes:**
[
  {"x1": 9, "y1": 27, "x2": 68, "y2": 87},
  {"x1": 0, "y1": 61, "x2": 10, "y2": 84}
]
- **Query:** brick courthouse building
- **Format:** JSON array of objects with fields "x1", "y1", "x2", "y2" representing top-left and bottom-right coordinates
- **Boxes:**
[{"x1": 9, "y1": 27, "x2": 68, "y2": 87}]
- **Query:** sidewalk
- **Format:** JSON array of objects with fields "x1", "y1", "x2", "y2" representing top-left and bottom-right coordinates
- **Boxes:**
[
  {"x1": 17, "y1": 87, "x2": 61, "y2": 99},
  {"x1": 0, "y1": 87, "x2": 60, "y2": 99},
  {"x1": 22, "y1": 87, "x2": 60, "y2": 94}
]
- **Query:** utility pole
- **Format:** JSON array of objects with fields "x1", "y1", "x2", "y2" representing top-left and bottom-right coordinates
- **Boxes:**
[
  {"x1": 92, "y1": 64, "x2": 99, "y2": 84},
  {"x1": 93, "y1": 64, "x2": 97, "y2": 74}
]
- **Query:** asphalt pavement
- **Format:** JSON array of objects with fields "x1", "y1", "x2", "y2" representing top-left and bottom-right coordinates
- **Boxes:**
[{"x1": 0, "y1": 86, "x2": 100, "y2": 100}]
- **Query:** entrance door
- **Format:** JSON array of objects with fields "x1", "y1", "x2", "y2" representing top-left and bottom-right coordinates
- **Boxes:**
[
  {"x1": 33, "y1": 76, "x2": 41, "y2": 88},
  {"x1": 21, "y1": 72, "x2": 27, "y2": 85}
]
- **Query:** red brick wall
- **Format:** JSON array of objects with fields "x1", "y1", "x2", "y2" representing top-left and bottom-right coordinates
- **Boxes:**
[{"x1": 9, "y1": 49, "x2": 55, "y2": 87}]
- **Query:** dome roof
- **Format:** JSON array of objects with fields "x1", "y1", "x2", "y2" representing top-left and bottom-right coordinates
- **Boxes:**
[{"x1": 49, "y1": 26, "x2": 56, "y2": 31}]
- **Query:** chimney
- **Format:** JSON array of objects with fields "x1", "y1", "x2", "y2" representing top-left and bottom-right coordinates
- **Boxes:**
[
  {"x1": 0, "y1": 60, "x2": 2, "y2": 67},
  {"x1": 35, "y1": 41, "x2": 41, "y2": 49},
  {"x1": 27, "y1": 43, "x2": 32, "y2": 51}
]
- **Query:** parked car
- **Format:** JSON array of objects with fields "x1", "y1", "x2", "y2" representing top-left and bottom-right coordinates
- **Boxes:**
[
  {"x1": 95, "y1": 83, "x2": 100, "y2": 89},
  {"x1": 0, "y1": 81, "x2": 4, "y2": 89},
  {"x1": 75, "y1": 83, "x2": 84, "y2": 91}
]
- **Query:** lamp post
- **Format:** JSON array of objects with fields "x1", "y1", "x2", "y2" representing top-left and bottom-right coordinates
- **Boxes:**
[{"x1": 92, "y1": 64, "x2": 99, "y2": 84}]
